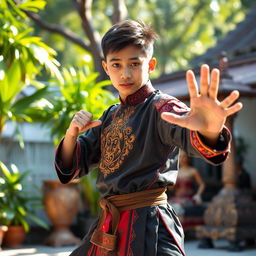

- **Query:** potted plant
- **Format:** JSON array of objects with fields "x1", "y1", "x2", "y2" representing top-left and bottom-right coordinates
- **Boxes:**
[{"x1": 0, "y1": 161, "x2": 49, "y2": 248}]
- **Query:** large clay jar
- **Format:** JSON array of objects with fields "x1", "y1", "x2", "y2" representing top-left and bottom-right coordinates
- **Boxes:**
[
  {"x1": 3, "y1": 226, "x2": 25, "y2": 248},
  {"x1": 43, "y1": 180, "x2": 81, "y2": 247}
]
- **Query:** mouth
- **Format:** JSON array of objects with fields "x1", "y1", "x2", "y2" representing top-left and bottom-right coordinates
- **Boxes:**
[{"x1": 119, "y1": 83, "x2": 134, "y2": 87}]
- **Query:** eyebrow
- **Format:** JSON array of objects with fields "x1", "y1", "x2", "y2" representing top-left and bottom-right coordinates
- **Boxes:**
[{"x1": 109, "y1": 57, "x2": 141, "y2": 62}]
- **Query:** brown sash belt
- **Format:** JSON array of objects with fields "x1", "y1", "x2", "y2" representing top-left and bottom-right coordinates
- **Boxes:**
[{"x1": 90, "y1": 187, "x2": 167, "y2": 251}]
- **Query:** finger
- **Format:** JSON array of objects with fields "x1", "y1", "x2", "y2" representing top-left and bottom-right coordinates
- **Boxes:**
[
  {"x1": 73, "y1": 115, "x2": 90, "y2": 128},
  {"x1": 200, "y1": 64, "x2": 210, "y2": 96},
  {"x1": 77, "y1": 110, "x2": 92, "y2": 120},
  {"x1": 75, "y1": 114, "x2": 91, "y2": 124},
  {"x1": 186, "y1": 70, "x2": 199, "y2": 98},
  {"x1": 89, "y1": 120, "x2": 102, "y2": 128},
  {"x1": 161, "y1": 112, "x2": 188, "y2": 128},
  {"x1": 72, "y1": 118, "x2": 85, "y2": 129},
  {"x1": 226, "y1": 102, "x2": 243, "y2": 116},
  {"x1": 209, "y1": 68, "x2": 220, "y2": 99},
  {"x1": 220, "y1": 90, "x2": 240, "y2": 108}
]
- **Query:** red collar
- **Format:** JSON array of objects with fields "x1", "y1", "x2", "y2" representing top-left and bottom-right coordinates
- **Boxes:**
[{"x1": 120, "y1": 82, "x2": 155, "y2": 105}]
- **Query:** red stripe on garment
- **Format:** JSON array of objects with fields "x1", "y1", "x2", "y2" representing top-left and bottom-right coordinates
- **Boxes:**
[{"x1": 88, "y1": 210, "x2": 135, "y2": 255}]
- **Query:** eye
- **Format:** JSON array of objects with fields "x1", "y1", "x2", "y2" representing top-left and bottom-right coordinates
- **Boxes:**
[
  {"x1": 112, "y1": 63, "x2": 120, "y2": 68},
  {"x1": 131, "y1": 62, "x2": 141, "y2": 67}
]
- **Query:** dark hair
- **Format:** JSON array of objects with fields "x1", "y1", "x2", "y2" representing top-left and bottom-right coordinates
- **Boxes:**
[{"x1": 101, "y1": 20, "x2": 158, "y2": 59}]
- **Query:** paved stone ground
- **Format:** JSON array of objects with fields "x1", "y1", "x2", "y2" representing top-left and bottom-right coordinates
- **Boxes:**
[{"x1": 1, "y1": 240, "x2": 256, "y2": 256}]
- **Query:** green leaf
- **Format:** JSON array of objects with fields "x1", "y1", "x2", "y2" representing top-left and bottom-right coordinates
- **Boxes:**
[
  {"x1": 13, "y1": 183, "x2": 22, "y2": 191},
  {"x1": 95, "y1": 80, "x2": 112, "y2": 88},
  {"x1": 2, "y1": 61, "x2": 23, "y2": 103},
  {"x1": 10, "y1": 86, "x2": 49, "y2": 114},
  {"x1": 26, "y1": 213, "x2": 49, "y2": 230},
  {"x1": 16, "y1": 129, "x2": 25, "y2": 149},
  {"x1": 10, "y1": 163, "x2": 19, "y2": 174},
  {"x1": 0, "y1": 161, "x2": 11, "y2": 179},
  {"x1": 17, "y1": 206, "x2": 26, "y2": 216},
  {"x1": 18, "y1": 0, "x2": 47, "y2": 13},
  {"x1": 17, "y1": 216, "x2": 29, "y2": 232}
]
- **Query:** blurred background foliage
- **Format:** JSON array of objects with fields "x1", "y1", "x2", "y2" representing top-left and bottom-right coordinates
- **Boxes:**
[
  {"x1": 31, "y1": 0, "x2": 254, "y2": 78},
  {"x1": 0, "y1": 0, "x2": 61, "y2": 138}
]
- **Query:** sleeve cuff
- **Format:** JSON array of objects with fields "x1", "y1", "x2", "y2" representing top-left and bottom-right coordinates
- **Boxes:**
[
  {"x1": 54, "y1": 138, "x2": 81, "y2": 183},
  {"x1": 190, "y1": 127, "x2": 231, "y2": 159}
]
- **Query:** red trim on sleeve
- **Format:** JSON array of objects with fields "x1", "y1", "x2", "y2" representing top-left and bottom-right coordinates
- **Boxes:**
[
  {"x1": 154, "y1": 96, "x2": 190, "y2": 114},
  {"x1": 54, "y1": 138, "x2": 81, "y2": 180},
  {"x1": 190, "y1": 128, "x2": 230, "y2": 159}
]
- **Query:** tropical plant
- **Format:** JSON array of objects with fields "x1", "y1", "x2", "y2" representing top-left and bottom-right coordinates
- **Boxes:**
[
  {"x1": 0, "y1": 0, "x2": 62, "y2": 136},
  {"x1": 0, "y1": 161, "x2": 49, "y2": 232}
]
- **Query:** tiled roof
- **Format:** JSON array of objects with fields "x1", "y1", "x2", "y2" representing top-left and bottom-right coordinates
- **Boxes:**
[
  {"x1": 153, "y1": 6, "x2": 256, "y2": 99},
  {"x1": 190, "y1": 5, "x2": 256, "y2": 66}
]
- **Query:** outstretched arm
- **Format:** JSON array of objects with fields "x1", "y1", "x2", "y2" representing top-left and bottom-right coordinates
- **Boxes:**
[{"x1": 161, "y1": 64, "x2": 243, "y2": 146}]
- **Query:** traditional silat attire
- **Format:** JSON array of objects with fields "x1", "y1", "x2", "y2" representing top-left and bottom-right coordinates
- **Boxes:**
[{"x1": 55, "y1": 82, "x2": 231, "y2": 256}]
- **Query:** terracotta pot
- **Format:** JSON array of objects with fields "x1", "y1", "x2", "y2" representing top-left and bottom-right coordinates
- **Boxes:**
[
  {"x1": 3, "y1": 225, "x2": 25, "y2": 248},
  {"x1": 0, "y1": 226, "x2": 8, "y2": 250},
  {"x1": 43, "y1": 180, "x2": 81, "y2": 247}
]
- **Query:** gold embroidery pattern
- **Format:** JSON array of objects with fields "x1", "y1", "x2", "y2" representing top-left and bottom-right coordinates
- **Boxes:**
[
  {"x1": 99, "y1": 106, "x2": 136, "y2": 177},
  {"x1": 190, "y1": 130, "x2": 229, "y2": 158}
]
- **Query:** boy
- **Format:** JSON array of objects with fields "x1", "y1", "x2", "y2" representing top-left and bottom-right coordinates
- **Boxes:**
[{"x1": 55, "y1": 20, "x2": 242, "y2": 256}]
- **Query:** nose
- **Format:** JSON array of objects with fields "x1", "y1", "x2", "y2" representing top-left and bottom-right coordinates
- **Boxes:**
[{"x1": 121, "y1": 67, "x2": 131, "y2": 79}]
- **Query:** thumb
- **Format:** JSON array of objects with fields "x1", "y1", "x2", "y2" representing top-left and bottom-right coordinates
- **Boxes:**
[
  {"x1": 161, "y1": 112, "x2": 188, "y2": 128},
  {"x1": 81, "y1": 120, "x2": 102, "y2": 133},
  {"x1": 89, "y1": 120, "x2": 102, "y2": 129}
]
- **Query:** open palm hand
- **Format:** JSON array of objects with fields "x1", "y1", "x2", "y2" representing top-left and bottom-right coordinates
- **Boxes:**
[{"x1": 161, "y1": 64, "x2": 243, "y2": 143}]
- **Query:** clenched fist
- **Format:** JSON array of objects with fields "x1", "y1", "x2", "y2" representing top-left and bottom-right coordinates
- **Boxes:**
[{"x1": 66, "y1": 110, "x2": 102, "y2": 137}]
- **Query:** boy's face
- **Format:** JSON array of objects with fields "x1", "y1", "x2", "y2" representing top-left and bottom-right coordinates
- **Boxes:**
[{"x1": 102, "y1": 45, "x2": 156, "y2": 101}]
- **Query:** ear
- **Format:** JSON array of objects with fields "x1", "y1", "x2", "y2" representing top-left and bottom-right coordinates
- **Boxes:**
[
  {"x1": 102, "y1": 60, "x2": 109, "y2": 76},
  {"x1": 148, "y1": 57, "x2": 157, "y2": 73}
]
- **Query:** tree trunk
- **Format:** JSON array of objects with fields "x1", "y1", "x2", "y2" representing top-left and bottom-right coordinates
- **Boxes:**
[{"x1": 112, "y1": 0, "x2": 128, "y2": 24}]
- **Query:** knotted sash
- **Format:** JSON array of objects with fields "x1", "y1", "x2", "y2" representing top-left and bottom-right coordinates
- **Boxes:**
[{"x1": 90, "y1": 187, "x2": 167, "y2": 251}]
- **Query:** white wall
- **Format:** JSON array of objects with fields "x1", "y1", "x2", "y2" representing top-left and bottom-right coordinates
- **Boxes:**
[
  {"x1": 0, "y1": 122, "x2": 58, "y2": 186},
  {"x1": 235, "y1": 98, "x2": 256, "y2": 187}
]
